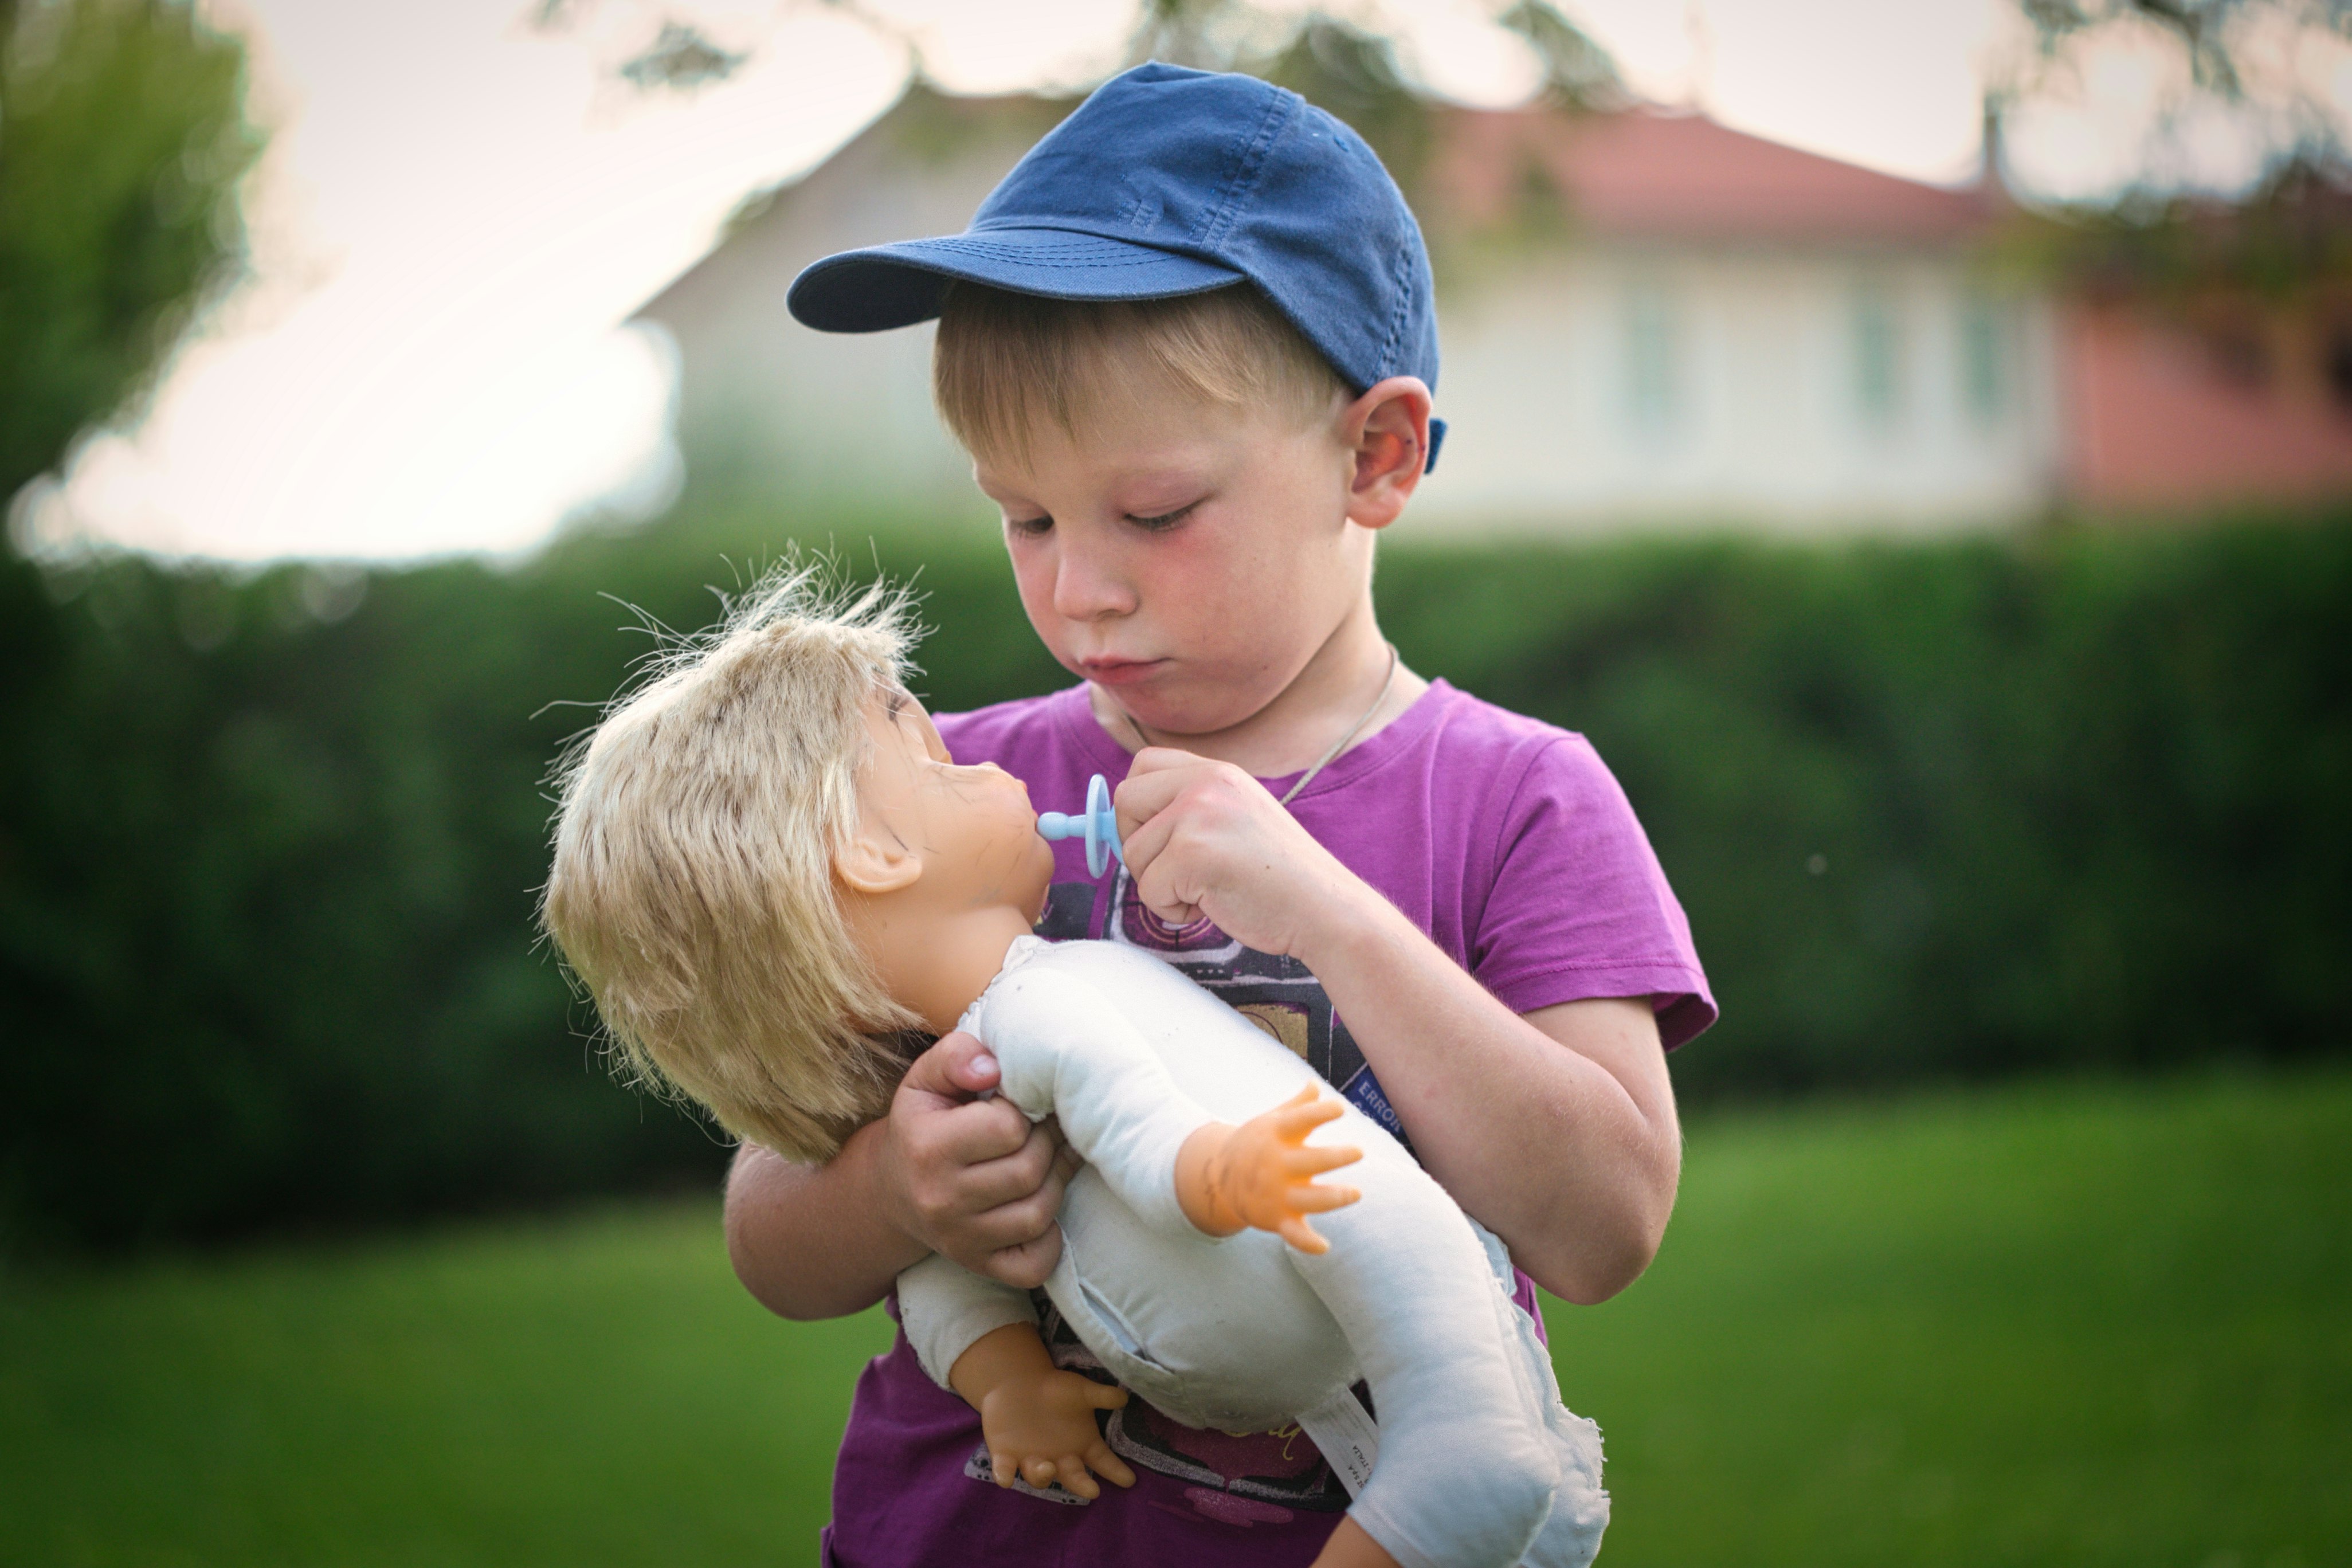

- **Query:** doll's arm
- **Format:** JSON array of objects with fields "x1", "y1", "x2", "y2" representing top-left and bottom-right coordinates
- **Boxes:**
[{"x1": 984, "y1": 967, "x2": 1359, "y2": 1246}]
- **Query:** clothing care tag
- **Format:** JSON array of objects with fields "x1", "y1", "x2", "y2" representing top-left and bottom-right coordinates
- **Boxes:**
[{"x1": 1296, "y1": 1387, "x2": 1380, "y2": 1496}]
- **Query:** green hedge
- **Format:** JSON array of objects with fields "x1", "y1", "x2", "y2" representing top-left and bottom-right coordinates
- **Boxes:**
[{"x1": 2, "y1": 512, "x2": 2346, "y2": 1250}]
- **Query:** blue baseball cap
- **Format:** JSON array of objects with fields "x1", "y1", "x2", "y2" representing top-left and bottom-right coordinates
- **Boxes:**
[{"x1": 787, "y1": 61, "x2": 1446, "y2": 471}]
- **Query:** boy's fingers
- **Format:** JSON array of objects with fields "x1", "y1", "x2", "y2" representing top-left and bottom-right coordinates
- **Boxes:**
[
  {"x1": 982, "y1": 1222, "x2": 1064, "y2": 1289},
  {"x1": 956, "y1": 1122, "x2": 1065, "y2": 1210}
]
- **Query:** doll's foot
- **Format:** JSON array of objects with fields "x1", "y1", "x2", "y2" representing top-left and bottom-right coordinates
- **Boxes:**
[{"x1": 1177, "y1": 1084, "x2": 1363, "y2": 1253}]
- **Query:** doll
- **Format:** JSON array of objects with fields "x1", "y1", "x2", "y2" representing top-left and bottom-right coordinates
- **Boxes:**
[{"x1": 542, "y1": 570, "x2": 1607, "y2": 1568}]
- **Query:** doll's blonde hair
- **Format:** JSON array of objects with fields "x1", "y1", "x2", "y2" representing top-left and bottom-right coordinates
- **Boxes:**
[
  {"x1": 542, "y1": 564, "x2": 924, "y2": 1163},
  {"x1": 932, "y1": 280, "x2": 1346, "y2": 468}
]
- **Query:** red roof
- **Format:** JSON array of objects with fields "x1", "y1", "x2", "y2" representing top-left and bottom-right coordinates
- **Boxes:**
[{"x1": 1426, "y1": 105, "x2": 2001, "y2": 247}]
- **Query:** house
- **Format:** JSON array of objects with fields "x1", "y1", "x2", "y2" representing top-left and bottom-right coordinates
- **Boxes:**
[{"x1": 635, "y1": 84, "x2": 2352, "y2": 530}]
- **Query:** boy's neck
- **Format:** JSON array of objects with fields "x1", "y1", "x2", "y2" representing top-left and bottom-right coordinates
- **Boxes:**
[{"x1": 1093, "y1": 597, "x2": 1427, "y2": 778}]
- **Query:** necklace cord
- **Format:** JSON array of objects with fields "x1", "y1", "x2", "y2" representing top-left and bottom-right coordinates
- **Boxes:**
[{"x1": 1122, "y1": 644, "x2": 1400, "y2": 807}]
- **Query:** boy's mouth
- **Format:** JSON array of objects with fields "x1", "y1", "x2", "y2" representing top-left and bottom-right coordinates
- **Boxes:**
[{"x1": 1079, "y1": 656, "x2": 1165, "y2": 688}]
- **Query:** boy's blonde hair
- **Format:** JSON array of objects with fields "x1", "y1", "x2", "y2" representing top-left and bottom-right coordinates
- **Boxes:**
[
  {"x1": 932, "y1": 280, "x2": 1347, "y2": 467},
  {"x1": 542, "y1": 565, "x2": 923, "y2": 1163}
]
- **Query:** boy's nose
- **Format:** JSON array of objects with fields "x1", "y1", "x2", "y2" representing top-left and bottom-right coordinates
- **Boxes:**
[{"x1": 1050, "y1": 549, "x2": 1136, "y2": 622}]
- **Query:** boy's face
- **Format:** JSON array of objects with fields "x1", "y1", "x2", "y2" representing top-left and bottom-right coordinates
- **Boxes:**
[{"x1": 972, "y1": 377, "x2": 1370, "y2": 740}]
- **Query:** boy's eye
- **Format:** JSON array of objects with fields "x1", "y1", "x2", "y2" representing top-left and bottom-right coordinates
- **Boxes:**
[
  {"x1": 1125, "y1": 500, "x2": 1199, "y2": 531},
  {"x1": 1005, "y1": 513, "x2": 1053, "y2": 539}
]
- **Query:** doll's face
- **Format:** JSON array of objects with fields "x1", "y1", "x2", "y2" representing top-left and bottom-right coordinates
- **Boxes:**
[{"x1": 852, "y1": 688, "x2": 1055, "y2": 923}]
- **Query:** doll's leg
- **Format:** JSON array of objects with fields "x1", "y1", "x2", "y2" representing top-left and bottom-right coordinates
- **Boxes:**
[
  {"x1": 1174, "y1": 1084, "x2": 1365, "y2": 1251},
  {"x1": 948, "y1": 1322, "x2": 1137, "y2": 1500}
]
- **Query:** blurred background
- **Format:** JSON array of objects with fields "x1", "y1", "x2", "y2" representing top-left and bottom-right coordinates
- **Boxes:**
[{"x1": 2, "y1": 1, "x2": 2346, "y2": 1563}]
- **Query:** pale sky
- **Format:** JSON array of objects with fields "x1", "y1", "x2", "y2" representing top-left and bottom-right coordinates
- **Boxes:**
[{"x1": 12, "y1": 0, "x2": 2344, "y2": 565}]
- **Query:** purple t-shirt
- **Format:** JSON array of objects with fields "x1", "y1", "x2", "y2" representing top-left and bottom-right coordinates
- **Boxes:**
[{"x1": 821, "y1": 679, "x2": 1712, "y2": 1567}]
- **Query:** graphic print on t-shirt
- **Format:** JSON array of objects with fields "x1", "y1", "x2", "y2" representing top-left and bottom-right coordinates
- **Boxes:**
[
  {"x1": 1019, "y1": 868, "x2": 1404, "y2": 1514},
  {"x1": 1034, "y1": 868, "x2": 1413, "y2": 1155}
]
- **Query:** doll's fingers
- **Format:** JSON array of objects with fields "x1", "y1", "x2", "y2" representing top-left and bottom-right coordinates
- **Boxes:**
[
  {"x1": 1088, "y1": 1442, "x2": 1137, "y2": 1489},
  {"x1": 1290, "y1": 1183, "x2": 1361, "y2": 1214},
  {"x1": 1275, "y1": 1085, "x2": 1339, "y2": 1120},
  {"x1": 1083, "y1": 1379, "x2": 1130, "y2": 1412},
  {"x1": 989, "y1": 1449, "x2": 1016, "y2": 1487},
  {"x1": 1283, "y1": 1142, "x2": 1363, "y2": 1175},
  {"x1": 1055, "y1": 1456, "x2": 1100, "y2": 1500},
  {"x1": 1021, "y1": 1455, "x2": 1059, "y2": 1488},
  {"x1": 1276, "y1": 1215, "x2": 1331, "y2": 1254}
]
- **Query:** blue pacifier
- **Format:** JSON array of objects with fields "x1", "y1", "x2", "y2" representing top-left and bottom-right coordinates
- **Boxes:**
[{"x1": 1037, "y1": 773, "x2": 1125, "y2": 878}]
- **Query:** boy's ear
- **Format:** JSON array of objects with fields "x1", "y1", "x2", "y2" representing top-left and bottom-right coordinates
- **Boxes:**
[
  {"x1": 1342, "y1": 376, "x2": 1433, "y2": 532},
  {"x1": 834, "y1": 832, "x2": 924, "y2": 897}
]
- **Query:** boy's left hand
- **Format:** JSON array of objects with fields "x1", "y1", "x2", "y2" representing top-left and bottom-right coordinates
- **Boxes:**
[{"x1": 1115, "y1": 749, "x2": 1374, "y2": 962}]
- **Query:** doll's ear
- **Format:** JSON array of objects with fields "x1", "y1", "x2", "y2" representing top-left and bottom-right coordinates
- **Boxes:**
[{"x1": 834, "y1": 832, "x2": 923, "y2": 897}]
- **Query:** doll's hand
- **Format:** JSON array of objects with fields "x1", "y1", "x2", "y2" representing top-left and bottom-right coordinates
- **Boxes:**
[
  {"x1": 950, "y1": 1323, "x2": 1136, "y2": 1501},
  {"x1": 1177, "y1": 1085, "x2": 1363, "y2": 1253},
  {"x1": 978, "y1": 1368, "x2": 1136, "y2": 1501}
]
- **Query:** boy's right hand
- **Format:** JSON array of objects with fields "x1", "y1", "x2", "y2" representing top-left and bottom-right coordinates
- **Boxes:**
[{"x1": 887, "y1": 1030, "x2": 1081, "y2": 1289}]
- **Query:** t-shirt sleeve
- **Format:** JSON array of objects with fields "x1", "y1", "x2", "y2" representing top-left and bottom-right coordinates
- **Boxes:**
[{"x1": 1468, "y1": 735, "x2": 1717, "y2": 1049}]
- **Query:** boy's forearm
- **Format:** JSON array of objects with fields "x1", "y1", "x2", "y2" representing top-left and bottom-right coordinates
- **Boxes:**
[
  {"x1": 1296, "y1": 896, "x2": 1681, "y2": 1306},
  {"x1": 724, "y1": 1124, "x2": 928, "y2": 1320}
]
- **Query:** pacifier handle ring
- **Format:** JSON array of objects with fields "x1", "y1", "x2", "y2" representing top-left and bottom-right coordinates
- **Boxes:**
[
  {"x1": 1037, "y1": 774, "x2": 1126, "y2": 879},
  {"x1": 1084, "y1": 773, "x2": 1119, "y2": 879}
]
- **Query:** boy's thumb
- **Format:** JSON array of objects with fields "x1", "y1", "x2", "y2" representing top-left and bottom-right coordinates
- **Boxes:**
[{"x1": 900, "y1": 1029, "x2": 999, "y2": 1101}]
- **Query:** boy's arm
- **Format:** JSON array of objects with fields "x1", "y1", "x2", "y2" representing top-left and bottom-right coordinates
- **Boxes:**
[
  {"x1": 1117, "y1": 753, "x2": 1681, "y2": 1306},
  {"x1": 724, "y1": 1031, "x2": 1079, "y2": 1320}
]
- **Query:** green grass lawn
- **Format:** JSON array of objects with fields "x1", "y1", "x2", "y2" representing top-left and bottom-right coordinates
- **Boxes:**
[{"x1": 5, "y1": 1067, "x2": 2346, "y2": 1567}]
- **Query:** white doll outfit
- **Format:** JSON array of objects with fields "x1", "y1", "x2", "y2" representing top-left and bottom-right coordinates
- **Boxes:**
[{"x1": 897, "y1": 936, "x2": 1609, "y2": 1568}]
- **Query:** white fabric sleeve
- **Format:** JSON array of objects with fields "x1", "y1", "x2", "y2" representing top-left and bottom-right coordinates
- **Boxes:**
[
  {"x1": 896, "y1": 1252, "x2": 1039, "y2": 1393},
  {"x1": 977, "y1": 965, "x2": 1222, "y2": 1240}
]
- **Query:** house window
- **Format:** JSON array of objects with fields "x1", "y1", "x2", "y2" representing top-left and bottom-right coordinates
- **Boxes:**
[
  {"x1": 1851, "y1": 285, "x2": 1904, "y2": 430},
  {"x1": 1960, "y1": 296, "x2": 2008, "y2": 425},
  {"x1": 1622, "y1": 285, "x2": 1678, "y2": 435}
]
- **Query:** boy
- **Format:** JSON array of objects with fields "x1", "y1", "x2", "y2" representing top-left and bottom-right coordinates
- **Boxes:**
[{"x1": 726, "y1": 63, "x2": 1714, "y2": 1566}]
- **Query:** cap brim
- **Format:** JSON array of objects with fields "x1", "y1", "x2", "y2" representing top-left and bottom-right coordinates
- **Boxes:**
[{"x1": 787, "y1": 228, "x2": 1246, "y2": 333}]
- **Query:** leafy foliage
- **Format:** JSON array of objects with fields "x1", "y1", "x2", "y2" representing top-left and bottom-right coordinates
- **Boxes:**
[
  {"x1": 2, "y1": 512, "x2": 2347, "y2": 1252},
  {"x1": 0, "y1": 0, "x2": 262, "y2": 504}
]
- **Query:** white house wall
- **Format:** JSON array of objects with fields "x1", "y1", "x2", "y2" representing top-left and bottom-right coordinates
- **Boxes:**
[
  {"x1": 1419, "y1": 246, "x2": 2060, "y2": 532},
  {"x1": 642, "y1": 127, "x2": 2063, "y2": 531}
]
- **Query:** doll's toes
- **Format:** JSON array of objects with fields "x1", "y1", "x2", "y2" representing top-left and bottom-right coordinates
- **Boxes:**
[{"x1": 1089, "y1": 1444, "x2": 1138, "y2": 1488}]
